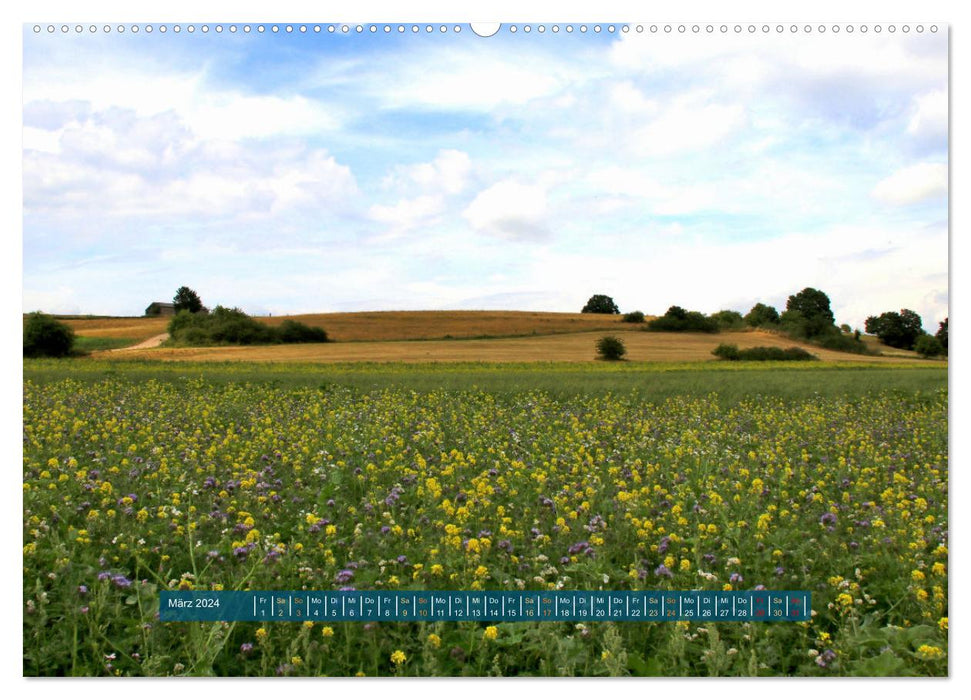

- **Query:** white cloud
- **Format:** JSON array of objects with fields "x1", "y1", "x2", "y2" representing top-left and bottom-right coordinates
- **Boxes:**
[
  {"x1": 23, "y1": 105, "x2": 358, "y2": 221},
  {"x1": 463, "y1": 180, "x2": 550, "y2": 240},
  {"x1": 24, "y1": 67, "x2": 342, "y2": 142},
  {"x1": 384, "y1": 149, "x2": 472, "y2": 195},
  {"x1": 908, "y1": 89, "x2": 948, "y2": 141},
  {"x1": 368, "y1": 194, "x2": 445, "y2": 235},
  {"x1": 373, "y1": 48, "x2": 577, "y2": 111},
  {"x1": 871, "y1": 162, "x2": 947, "y2": 205},
  {"x1": 630, "y1": 91, "x2": 746, "y2": 156}
]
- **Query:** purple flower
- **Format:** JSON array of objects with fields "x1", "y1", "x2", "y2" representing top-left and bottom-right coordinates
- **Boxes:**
[
  {"x1": 240, "y1": 643, "x2": 254, "y2": 656},
  {"x1": 730, "y1": 572, "x2": 743, "y2": 584},
  {"x1": 658, "y1": 536, "x2": 671, "y2": 555},
  {"x1": 654, "y1": 565, "x2": 673, "y2": 578},
  {"x1": 97, "y1": 571, "x2": 110, "y2": 582},
  {"x1": 816, "y1": 649, "x2": 837, "y2": 668},
  {"x1": 335, "y1": 569, "x2": 355, "y2": 584},
  {"x1": 820, "y1": 512, "x2": 838, "y2": 526},
  {"x1": 78, "y1": 585, "x2": 88, "y2": 595},
  {"x1": 396, "y1": 555, "x2": 408, "y2": 564},
  {"x1": 774, "y1": 567, "x2": 785, "y2": 577},
  {"x1": 111, "y1": 575, "x2": 132, "y2": 588},
  {"x1": 380, "y1": 525, "x2": 390, "y2": 534},
  {"x1": 560, "y1": 556, "x2": 570, "y2": 565}
]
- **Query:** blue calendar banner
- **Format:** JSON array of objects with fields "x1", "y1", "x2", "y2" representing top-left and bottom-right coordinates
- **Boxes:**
[{"x1": 159, "y1": 590, "x2": 810, "y2": 622}]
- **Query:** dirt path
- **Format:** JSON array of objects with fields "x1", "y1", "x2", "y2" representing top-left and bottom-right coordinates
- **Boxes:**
[{"x1": 111, "y1": 333, "x2": 169, "y2": 351}]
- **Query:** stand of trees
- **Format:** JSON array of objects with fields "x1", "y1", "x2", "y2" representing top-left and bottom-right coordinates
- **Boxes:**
[{"x1": 168, "y1": 306, "x2": 328, "y2": 346}]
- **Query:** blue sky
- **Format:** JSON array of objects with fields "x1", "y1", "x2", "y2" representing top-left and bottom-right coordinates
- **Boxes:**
[{"x1": 22, "y1": 22, "x2": 948, "y2": 330}]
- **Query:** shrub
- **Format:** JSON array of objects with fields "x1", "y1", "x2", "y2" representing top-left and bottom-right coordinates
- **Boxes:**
[
  {"x1": 596, "y1": 335, "x2": 627, "y2": 361},
  {"x1": 814, "y1": 330, "x2": 872, "y2": 355},
  {"x1": 646, "y1": 306, "x2": 719, "y2": 333},
  {"x1": 24, "y1": 312, "x2": 76, "y2": 357},
  {"x1": 623, "y1": 311, "x2": 645, "y2": 323},
  {"x1": 744, "y1": 303, "x2": 780, "y2": 327},
  {"x1": 712, "y1": 343, "x2": 740, "y2": 360},
  {"x1": 712, "y1": 344, "x2": 817, "y2": 362},
  {"x1": 167, "y1": 306, "x2": 329, "y2": 346},
  {"x1": 710, "y1": 310, "x2": 745, "y2": 330},
  {"x1": 278, "y1": 320, "x2": 329, "y2": 343},
  {"x1": 914, "y1": 335, "x2": 944, "y2": 358}
]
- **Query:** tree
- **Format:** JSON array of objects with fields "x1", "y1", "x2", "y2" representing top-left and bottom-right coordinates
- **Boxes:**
[
  {"x1": 710, "y1": 310, "x2": 744, "y2": 330},
  {"x1": 23, "y1": 312, "x2": 75, "y2": 357},
  {"x1": 914, "y1": 335, "x2": 944, "y2": 358},
  {"x1": 623, "y1": 311, "x2": 645, "y2": 323},
  {"x1": 581, "y1": 294, "x2": 620, "y2": 314},
  {"x1": 744, "y1": 302, "x2": 780, "y2": 328},
  {"x1": 784, "y1": 288, "x2": 835, "y2": 337},
  {"x1": 596, "y1": 335, "x2": 626, "y2": 360},
  {"x1": 173, "y1": 286, "x2": 204, "y2": 314},
  {"x1": 864, "y1": 309, "x2": 924, "y2": 350},
  {"x1": 936, "y1": 318, "x2": 948, "y2": 354}
]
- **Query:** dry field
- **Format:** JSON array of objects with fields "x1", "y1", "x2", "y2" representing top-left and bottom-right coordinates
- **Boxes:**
[
  {"x1": 55, "y1": 316, "x2": 169, "y2": 341},
  {"x1": 57, "y1": 310, "x2": 627, "y2": 344},
  {"x1": 259, "y1": 309, "x2": 630, "y2": 341},
  {"x1": 101, "y1": 328, "x2": 938, "y2": 365}
]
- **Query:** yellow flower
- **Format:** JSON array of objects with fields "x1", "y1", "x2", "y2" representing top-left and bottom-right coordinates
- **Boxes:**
[
  {"x1": 483, "y1": 626, "x2": 498, "y2": 640},
  {"x1": 291, "y1": 656, "x2": 302, "y2": 666},
  {"x1": 430, "y1": 564, "x2": 444, "y2": 575},
  {"x1": 390, "y1": 650, "x2": 407, "y2": 665},
  {"x1": 302, "y1": 621, "x2": 314, "y2": 630},
  {"x1": 255, "y1": 627, "x2": 268, "y2": 641},
  {"x1": 938, "y1": 617, "x2": 948, "y2": 631},
  {"x1": 427, "y1": 633, "x2": 441, "y2": 648},
  {"x1": 322, "y1": 626, "x2": 334, "y2": 638},
  {"x1": 916, "y1": 644, "x2": 944, "y2": 660},
  {"x1": 601, "y1": 650, "x2": 611, "y2": 660},
  {"x1": 911, "y1": 569, "x2": 925, "y2": 582}
]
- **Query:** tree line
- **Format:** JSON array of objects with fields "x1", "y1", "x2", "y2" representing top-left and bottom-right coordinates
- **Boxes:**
[{"x1": 581, "y1": 289, "x2": 947, "y2": 358}]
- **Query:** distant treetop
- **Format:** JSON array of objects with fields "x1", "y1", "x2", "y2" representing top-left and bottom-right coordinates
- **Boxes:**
[
  {"x1": 581, "y1": 294, "x2": 620, "y2": 314},
  {"x1": 173, "y1": 286, "x2": 204, "y2": 314}
]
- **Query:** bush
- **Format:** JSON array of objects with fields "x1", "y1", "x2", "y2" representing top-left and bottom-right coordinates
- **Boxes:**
[
  {"x1": 596, "y1": 335, "x2": 627, "y2": 361},
  {"x1": 623, "y1": 311, "x2": 645, "y2": 323},
  {"x1": 712, "y1": 343, "x2": 740, "y2": 360},
  {"x1": 646, "y1": 306, "x2": 719, "y2": 333},
  {"x1": 710, "y1": 310, "x2": 745, "y2": 330},
  {"x1": 712, "y1": 344, "x2": 816, "y2": 362},
  {"x1": 814, "y1": 330, "x2": 872, "y2": 355},
  {"x1": 278, "y1": 319, "x2": 329, "y2": 343},
  {"x1": 744, "y1": 303, "x2": 780, "y2": 327},
  {"x1": 914, "y1": 335, "x2": 944, "y2": 358},
  {"x1": 167, "y1": 306, "x2": 329, "y2": 346},
  {"x1": 23, "y1": 312, "x2": 76, "y2": 358}
]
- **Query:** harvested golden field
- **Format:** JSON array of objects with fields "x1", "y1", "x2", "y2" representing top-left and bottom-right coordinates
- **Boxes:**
[
  {"x1": 101, "y1": 329, "x2": 940, "y2": 365},
  {"x1": 261, "y1": 309, "x2": 630, "y2": 341},
  {"x1": 55, "y1": 310, "x2": 628, "y2": 344},
  {"x1": 53, "y1": 316, "x2": 169, "y2": 341}
]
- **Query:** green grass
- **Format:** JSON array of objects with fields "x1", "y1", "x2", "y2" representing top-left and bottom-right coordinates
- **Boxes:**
[
  {"x1": 71, "y1": 337, "x2": 136, "y2": 353},
  {"x1": 23, "y1": 358, "x2": 947, "y2": 402}
]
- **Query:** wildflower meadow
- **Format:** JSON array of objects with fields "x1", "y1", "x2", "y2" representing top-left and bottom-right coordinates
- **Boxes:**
[{"x1": 23, "y1": 362, "x2": 948, "y2": 676}]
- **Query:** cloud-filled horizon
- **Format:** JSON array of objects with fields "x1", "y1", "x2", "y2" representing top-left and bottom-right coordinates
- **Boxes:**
[{"x1": 22, "y1": 24, "x2": 948, "y2": 331}]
